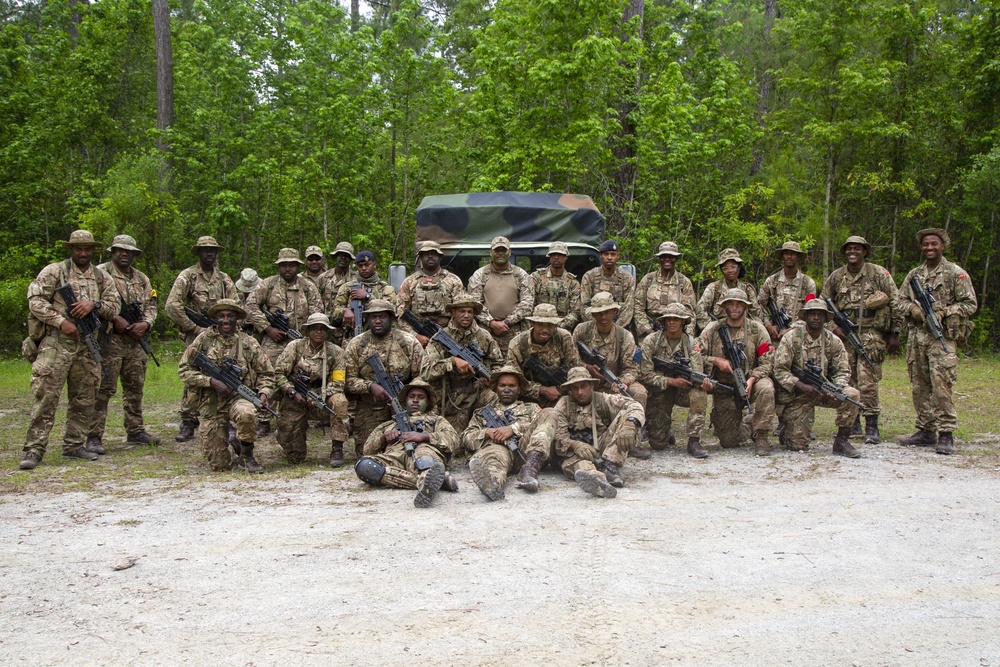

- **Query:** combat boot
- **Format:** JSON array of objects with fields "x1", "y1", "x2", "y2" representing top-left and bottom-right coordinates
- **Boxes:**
[
  {"x1": 329, "y1": 441, "x2": 344, "y2": 468},
  {"x1": 85, "y1": 435, "x2": 105, "y2": 455},
  {"x1": 441, "y1": 472, "x2": 459, "y2": 492},
  {"x1": 256, "y1": 421, "x2": 271, "y2": 438},
  {"x1": 414, "y1": 460, "x2": 446, "y2": 508},
  {"x1": 64, "y1": 446, "x2": 99, "y2": 461},
  {"x1": 864, "y1": 415, "x2": 881, "y2": 444},
  {"x1": 239, "y1": 442, "x2": 264, "y2": 474},
  {"x1": 175, "y1": 420, "x2": 197, "y2": 442},
  {"x1": 629, "y1": 447, "x2": 652, "y2": 460},
  {"x1": 19, "y1": 450, "x2": 42, "y2": 470},
  {"x1": 936, "y1": 432, "x2": 955, "y2": 455},
  {"x1": 753, "y1": 431, "x2": 771, "y2": 457},
  {"x1": 850, "y1": 415, "x2": 863, "y2": 437},
  {"x1": 515, "y1": 451, "x2": 544, "y2": 493},
  {"x1": 687, "y1": 437, "x2": 708, "y2": 459},
  {"x1": 574, "y1": 469, "x2": 616, "y2": 498},
  {"x1": 469, "y1": 458, "x2": 503, "y2": 501},
  {"x1": 833, "y1": 426, "x2": 861, "y2": 458},
  {"x1": 603, "y1": 462, "x2": 625, "y2": 488},
  {"x1": 126, "y1": 431, "x2": 162, "y2": 446},
  {"x1": 898, "y1": 430, "x2": 936, "y2": 446},
  {"x1": 227, "y1": 424, "x2": 239, "y2": 448}
]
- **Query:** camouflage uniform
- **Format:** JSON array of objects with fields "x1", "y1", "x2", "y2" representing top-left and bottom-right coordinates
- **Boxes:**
[
  {"x1": 757, "y1": 269, "x2": 817, "y2": 338},
  {"x1": 506, "y1": 324, "x2": 581, "y2": 406},
  {"x1": 396, "y1": 268, "x2": 466, "y2": 330},
  {"x1": 23, "y1": 251, "x2": 120, "y2": 459},
  {"x1": 531, "y1": 266, "x2": 582, "y2": 332},
  {"x1": 580, "y1": 267, "x2": 635, "y2": 329},
  {"x1": 696, "y1": 278, "x2": 762, "y2": 331},
  {"x1": 467, "y1": 257, "x2": 535, "y2": 354},
  {"x1": 638, "y1": 331, "x2": 708, "y2": 447},
  {"x1": 318, "y1": 267, "x2": 360, "y2": 346},
  {"x1": 463, "y1": 399, "x2": 543, "y2": 490},
  {"x1": 245, "y1": 273, "x2": 324, "y2": 362},
  {"x1": 330, "y1": 274, "x2": 396, "y2": 345},
  {"x1": 572, "y1": 320, "x2": 647, "y2": 408},
  {"x1": 633, "y1": 269, "x2": 697, "y2": 341}
]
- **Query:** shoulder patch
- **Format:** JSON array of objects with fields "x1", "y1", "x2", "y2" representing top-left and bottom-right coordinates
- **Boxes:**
[
  {"x1": 150, "y1": 289, "x2": 157, "y2": 298},
  {"x1": 805, "y1": 293, "x2": 816, "y2": 302},
  {"x1": 756, "y1": 342, "x2": 773, "y2": 358}
]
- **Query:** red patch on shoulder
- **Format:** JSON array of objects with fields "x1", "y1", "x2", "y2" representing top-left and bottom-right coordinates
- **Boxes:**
[
  {"x1": 805, "y1": 293, "x2": 816, "y2": 302},
  {"x1": 756, "y1": 342, "x2": 773, "y2": 358},
  {"x1": 959, "y1": 274, "x2": 967, "y2": 279}
]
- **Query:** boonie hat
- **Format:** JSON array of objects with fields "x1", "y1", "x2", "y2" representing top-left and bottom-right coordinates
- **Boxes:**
[
  {"x1": 586, "y1": 291, "x2": 620, "y2": 315},
  {"x1": 561, "y1": 366, "x2": 599, "y2": 389},
  {"x1": 300, "y1": 312, "x2": 336, "y2": 333},
  {"x1": 191, "y1": 236, "x2": 225, "y2": 254},
  {"x1": 63, "y1": 230, "x2": 101, "y2": 250},
  {"x1": 207, "y1": 298, "x2": 246, "y2": 319},
  {"x1": 657, "y1": 241, "x2": 682, "y2": 257},
  {"x1": 235, "y1": 268, "x2": 261, "y2": 293},
  {"x1": 330, "y1": 241, "x2": 356, "y2": 259},
  {"x1": 840, "y1": 236, "x2": 872, "y2": 256},
  {"x1": 527, "y1": 303, "x2": 562, "y2": 324},
  {"x1": 363, "y1": 299, "x2": 395, "y2": 317},
  {"x1": 657, "y1": 302, "x2": 692, "y2": 323},
  {"x1": 719, "y1": 288, "x2": 752, "y2": 306},
  {"x1": 798, "y1": 298, "x2": 833, "y2": 322},
  {"x1": 916, "y1": 227, "x2": 950, "y2": 248},
  {"x1": 274, "y1": 248, "x2": 304, "y2": 265}
]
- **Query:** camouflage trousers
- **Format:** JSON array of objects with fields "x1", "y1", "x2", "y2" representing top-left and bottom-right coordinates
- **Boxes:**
[
  {"x1": 90, "y1": 337, "x2": 148, "y2": 440},
  {"x1": 24, "y1": 333, "x2": 100, "y2": 456},
  {"x1": 258, "y1": 337, "x2": 293, "y2": 425},
  {"x1": 847, "y1": 330, "x2": 887, "y2": 416},
  {"x1": 352, "y1": 396, "x2": 393, "y2": 450},
  {"x1": 647, "y1": 386, "x2": 707, "y2": 448},
  {"x1": 779, "y1": 387, "x2": 861, "y2": 450},
  {"x1": 709, "y1": 377, "x2": 777, "y2": 447},
  {"x1": 198, "y1": 393, "x2": 259, "y2": 472},
  {"x1": 437, "y1": 381, "x2": 497, "y2": 436},
  {"x1": 519, "y1": 408, "x2": 557, "y2": 460},
  {"x1": 557, "y1": 412, "x2": 639, "y2": 479},
  {"x1": 491, "y1": 321, "x2": 528, "y2": 356},
  {"x1": 366, "y1": 442, "x2": 447, "y2": 490},
  {"x1": 276, "y1": 393, "x2": 349, "y2": 463},
  {"x1": 906, "y1": 330, "x2": 960, "y2": 433},
  {"x1": 467, "y1": 416, "x2": 545, "y2": 486},
  {"x1": 179, "y1": 331, "x2": 201, "y2": 423}
]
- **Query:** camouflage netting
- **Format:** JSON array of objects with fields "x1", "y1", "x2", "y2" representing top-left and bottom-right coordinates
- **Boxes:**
[{"x1": 415, "y1": 192, "x2": 604, "y2": 247}]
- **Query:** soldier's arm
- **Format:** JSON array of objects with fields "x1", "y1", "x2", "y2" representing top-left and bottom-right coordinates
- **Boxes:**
[
  {"x1": 362, "y1": 424, "x2": 390, "y2": 455},
  {"x1": 695, "y1": 283, "x2": 715, "y2": 331},
  {"x1": 428, "y1": 415, "x2": 460, "y2": 456},
  {"x1": 771, "y1": 334, "x2": 798, "y2": 392},
  {"x1": 223, "y1": 274, "x2": 238, "y2": 301},
  {"x1": 272, "y1": 340, "x2": 299, "y2": 393},
  {"x1": 638, "y1": 337, "x2": 669, "y2": 391},
  {"x1": 330, "y1": 282, "x2": 351, "y2": 325},
  {"x1": 749, "y1": 325, "x2": 775, "y2": 379},
  {"x1": 618, "y1": 331, "x2": 640, "y2": 386},
  {"x1": 26, "y1": 266, "x2": 66, "y2": 328},
  {"x1": 506, "y1": 342, "x2": 540, "y2": 401},
  {"x1": 508, "y1": 269, "x2": 535, "y2": 325},
  {"x1": 96, "y1": 267, "x2": 122, "y2": 319},
  {"x1": 745, "y1": 284, "x2": 762, "y2": 321},
  {"x1": 244, "y1": 280, "x2": 270, "y2": 333},
  {"x1": 326, "y1": 345, "x2": 348, "y2": 395},
  {"x1": 617, "y1": 279, "x2": 635, "y2": 328},
  {"x1": 164, "y1": 271, "x2": 197, "y2": 332},
  {"x1": 606, "y1": 392, "x2": 644, "y2": 425},
  {"x1": 419, "y1": 341, "x2": 452, "y2": 383},
  {"x1": 406, "y1": 332, "x2": 427, "y2": 380},
  {"x1": 247, "y1": 337, "x2": 276, "y2": 395},
  {"x1": 829, "y1": 336, "x2": 852, "y2": 388},
  {"x1": 380, "y1": 284, "x2": 397, "y2": 308},
  {"x1": 467, "y1": 269, "x2": 494, "y2": 326},
  {"x1": 140, "y1": 273, "x2": 158, "y2": 324},
  {"x1": 563, "y1": 278, "x2": 582, "y2": 331},
  {"x1": 550, "y1": 401, "x2": 576, "y2": 456},
  {"x1": 343, "y1": 340, "x2": 373, "y2": 395},
  {"x1": 562, "y1": 330, "x2": 583, "y2": 368},
  {"x1": 177, "y1": 332, "x2": 212, "y2": 387},
  {"x1": 305, "y1": 280, "x2": 324, "y2": 316},
  {"x1": 461, "y1": 411, "x2": 491, "y2": 453},
  {"x1": 950, "y1": 267, "x2": 978, "y2": 318},
  {"x1": 632, "y1": 274, "x2": 652, "y2": 336}
]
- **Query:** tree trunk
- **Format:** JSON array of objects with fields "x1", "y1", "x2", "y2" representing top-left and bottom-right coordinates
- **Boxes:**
[
  {"x1": 889, "y1": 204, "x2": 898, "y2": 276},
  {"x1": 152, "y1": 0, "x2": 174, "y2": 154},
  {"x1": 351, "y1": 0, "x2": 360, "y2": 32},
  {"x1": 823, "y1": 146, "x2": 834, "y2": 279},
  {"x1": 750, "y1": 0, "x2": 777, "y2": 176},
  {"x1": 608, "y1": 0, "x2": 643, "y2": 236}
]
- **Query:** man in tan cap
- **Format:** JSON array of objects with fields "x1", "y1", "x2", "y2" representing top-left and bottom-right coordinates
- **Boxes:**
[
  {"x1": 581, "y1": 239, "x2": 635, "y2": 329},
  {"x1": 531, "y1": 241, "x2": 582, "y2": 332},
  {"x1": 772, "y1": 298, "x2": 861, "y2": 457},
  {"x1": 696, "y1": 248, "x2": 762, "y2": 331},
  {"x1": 318, "y1": 242, "x2": 359, "y2": 340},
  {"x1": 633, "y1": 241, "x2": 697, "y2": 342},
  {"x1": 178, "y1": 299, "x2": 275, "y2": 473},
  {"x1": 757, "y1": 241, "x2": 817, "y2": 342},
  {"x1": 467, "y1": 236, "x2": 535, "y2": 354},
  {"x1": 820, "y1": 235, "x2": 900, "y2": 444},
  {"x1": 506, "y1": 304, "x2": 581, "y2": 408},
  {"x1": 87, "y1": 235, "x2": 160, "y2": 455},
  {"x1": 165, "y1": 235, "x2": 238, "y2": 442},
  {"x1": 896, "y1": 228, "x2": 978, "y2": 455},
  {"x1": 396, "y1": 241, "x2": 466, "y2": 344},
  {"x1": 420, "y1": 292, "x2": 504, "y2": 432},
  {"x1": 19, "y1": 230, "x2": 120, "y2": 470},
  {"x1": 302, "y1": 245, "x2": 327, "y2": 288}
]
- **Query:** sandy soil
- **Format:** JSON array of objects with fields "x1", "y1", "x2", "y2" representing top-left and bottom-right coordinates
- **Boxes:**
[{"x1": 2, "y1": 439, "x2": 999, "y2": 666}]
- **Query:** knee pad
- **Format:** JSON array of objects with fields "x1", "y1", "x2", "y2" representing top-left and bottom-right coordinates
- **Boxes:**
[
  {"x1": 354, "y1": 457, "x2": 386, "y2": 485},
  {"x1": 414, "y1": 455, "x2": 436, "y2": 472}
]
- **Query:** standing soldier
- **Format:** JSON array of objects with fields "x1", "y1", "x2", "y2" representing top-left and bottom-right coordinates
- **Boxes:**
[
  {"x1": 820, "y1": 236, "x2": 900, "y2": 444},
  {"x1": 467, "y1": 236, "x2": 534, "y2": 354},
  {"x1": 507, "y1": 304, "x2": 581, "y2": 408},
  {"x1": 531, "y1": 241, "x2": 582, "y2": 333},
  {"x1": 178, "y1": 299, "x2": 275, "y2": 473},
  {"x1": 757, "y1": 241, "x2": 817, "y2": 342},
  {"x1": 87, "y1": 234, "x2": 160, "y2": 454},
  {"x1": 896, "y1": 228, "x2": 978, "y2": 455},
  {"x1": 633, "y1": 241, "x2": 697, "y2": 342},
  {"x1": 696, "y1": 248, "x2": 762, "y2": 332},
  {"x1": 331, "y1": 250, "x2": 396, "y2": 345},
  {"x1": 343, "y1": 299, "x2": 425, "y2": 445},
  {"x1": 234, "y1": 268, "x2": 261, "y2": 338},
  {"x1": 772, "y1": 299, "x2": 862, "y2": 457},
  {"x1": 272, "y1": 313, "x2": 350, "y2": 466},
  {"x1": 317, "y1": 242, "x2": 358, "y2": 345},
  {"x1": 580, "y1": 240, "x2": 635, "y2": 329},
  {"x1": 638, "y1": 303, "x2": 711, "y2": 459},
  {"x1": 19, "y1": 230, "x2": 120, "y2": 470},
  {"x1": 396, "y1": 241, "x2": 466, "y2": 345},
  {"x1": 302, "y1": 246, "x2": 327, "y2": 288},
  {"x1": 420, "y1": 293, "x2": 504, "y2": 432},
  {"x1": 165, "y1": 235, "x2": 238, "y2": 443},
  {"x1": 699, "y1": 289, "x2": 777, "y2": 455}
]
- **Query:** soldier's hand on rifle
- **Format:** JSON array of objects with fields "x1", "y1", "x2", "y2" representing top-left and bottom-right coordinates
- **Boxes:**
[
  {"x1": 59, "y1": 319, "x2": 79, "y2": 338},
  {"x1": 343, "y1": 309, "x2": 355, "y2": 327},
  {"x1": 713, "y1": 357, "x2": 733, "y2": 375},
  {"x1": 112, "y1": 315, "x2": 130, "y2": 335},
  {"x1": 265, "y1": 326, "x2": 286, "y2": 343},
  {"x1": 909, "y1": 305, "x2": 925, "y2": 323},
  {"x1": 584, "y1": 363, "x2": 603, "y2": 381},
  {"x1": 795, "y1": 379, "x2": 821, "y2": 399},
  {"x1": 489, "y1": 320, "x2": 509, "y2": 336},
  {"x1": 70, "y1": 300, "x2": 97, "y2": 319},
  {"x1": 415, "y1": 334, "x2": 431, "y2": 347},
  {"x1": 210, "y1": 378, "x2": 231, "y2": 397},
  {"x1": 746, "y1": 376, "x2": 756, "y2": 396},
  {"x1": 453, "y1": 357, "x2": 474, "y2": 375},
  {"x1": 765, "y1": 323, "x2": 781, "y2": 341},
  {"x1": 570, "y1": 440, "x2": 598, "y2": 461},
  {"x1": 349, "y1": 286, "x2": 368, "y2": 301},
  {"x1": 667, "y1": 376, "x2": 693, "y2": 390},
  {"x1": 487, "y1": 426, "x2": 515, "y2": 444},
  {"x1": 258, "y1": 393, "x2": 271, "y2": 412},
  {"x1": 399, "y1": 430, "x2": 429, "y2": 444},
  {"x1": 539, "y1": 386, "x2": 561, "y2": 402},
  {"x1": 369, "y1": 382, "x2": 391, "y2": 403},
  {"x1": 885, "y1": 332, "x2": 901, "y2": 355},
  {"x1": 127, "y1": 320, "x2": 150, "y2": 338},
  {"x1": 832, "y1": 326, "x2": 848, "y2": 341},
  {"x1": 287, "y1": 388, "x2": 309, "y2": 407},
  {"x1": 700, "y1": 378, "x2": 714, "y2": 393}
]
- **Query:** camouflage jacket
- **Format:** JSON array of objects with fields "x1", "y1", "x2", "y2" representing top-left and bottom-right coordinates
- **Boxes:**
[
  {"x1": 897, "y1": 259, "x2": 978, "y2": 342},
  {"x1": 821, "y1": 262, "x2": 900, "y2": 334},
  {"x1": 696, "y1": 278, "x2": 762, "y2": 331},
  {"x1": 318, "y1": 267, "x2": 360, "y2": 312},
  {"x1": 245, "y1": 275, "x2": 323, "y2": 335},
  {"x1": 757, "y1": 269, "x2": 817, "y2": 328},
  {"x1": 572, "y1": 321, "x2": 640, "y2": 388},
  {"x1": 331, "y1": 274, "x2": 397, "y2": 335},
  {"x1": 552, "y1": 392, "x2": 644, "y2": 457},
  {"x1": 165, "y1": 264, "x2": 237, "y2": 337},
  {"x1": 633, "y1": 270, "x2": 697, "y2": 338},
  {"x1": 772, "y1": 327, "x2": 851, "y2": 397},
  {"x1": 420, "y1": 322, "x2": 503, "y2": 414},
  {"x1": 531, "y1": 267, "x2": 582, "y2": 331},
  {"x1": 638, "y1": 331, "x2": 704, "y2": 392},
  {"x1": 468, "y1": 263, "x2": 535, "y2": 327},
  {"x1": 506, "y1": 328, "x2": 581, "y2": 401},
  {"x1": 396, "y1": 268, "x2": 466, "y2": 328},
  {"x1": 343, "y1": 329, "x2": 425, "y2": 401},
  {"x1": 462, "y1": 399, "x2": 542, "y2": 454},
  {"x1": 302, "y1": 270, "x2": 325, "y2": 290},
  {"x1": 698, "y1": 319, "x2": 774, "y2": 383},
  {"x1": 362, "y1": 411, "x2": 460, "y2": 459},
  {"x1": 27, "y1": 259, "x2": 120, "y2": 334},
  {"x1": 97, "y1": 261, "x2": 156, "y2": 350},
  {"x1": 580, "y1": 267, "x2": 635, "y2": 329},
  {"x1": 273, "y1": 338, "x2": 346, "y2": 399},
  {"x1": 178, "y1": 328, "x2": 276, "y2": 400}
]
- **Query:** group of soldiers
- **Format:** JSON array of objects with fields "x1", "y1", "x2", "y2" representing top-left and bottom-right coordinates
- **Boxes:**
[{"x1": 19, "y1": 229, "x2": 977, "y2": 509}]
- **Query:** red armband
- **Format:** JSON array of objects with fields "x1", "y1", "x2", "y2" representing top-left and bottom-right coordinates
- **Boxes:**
[{"x1": 756, "y1": 342, "x2": 773, "y2": 358}]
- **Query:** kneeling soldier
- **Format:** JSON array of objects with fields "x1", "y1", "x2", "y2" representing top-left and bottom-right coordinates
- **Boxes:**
[{"x1": 354, "y1": 379, "x2": 459, "y2": 508}]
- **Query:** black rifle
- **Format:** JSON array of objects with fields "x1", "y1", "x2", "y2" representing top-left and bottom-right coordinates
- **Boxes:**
[
  {"x1": 653, "y1": 353, "x2": 734, "y2": 394},
  {"x1": 55, "y1": 284, "x2": 109, "y2": 379},
  {"x1": 479, "y1": 404, "x2": 527, "y2": 462},
  {"x1": 568, "y1": 429, "x2": 603, "y2": 466},
  {"x1": 192, "y1": 352, "x2": 278, "y2": 418},
  {"x1": 120, "y1": 300, "x2": 160, "y2": 366},
  {"x1": 717, "y1": 324, "x2": 753, "y2": 415},
  {"x1": 824, "y1": 297, "x2": 875, "y2": 370},
  {"x1": 791, "y1": 360, "x2": 864, "y2": 409},
  {"x1": 401, "y1": 310, "x2": 491, "y2": 379},
  {"x1": 365, "y1": 353, "x2": 420, "y2": 456},
  {"x1": 349, "y1": 284, "x2": 366, "y2": 337},
  {"x1": 576, "y1": 341, "x2": 631, "y2": 397},
  {"x1": 765, "y1": 297, "x2": 792, "y2": 332},
  {"x1": 909, "y1": 276, "x2": 948, "y2": 352},
  {"x1": 288, "y1": 370, "x2": 337, "y2": 418},
  {"x1": 183, "y1": 305, "x2": 218, "y2": 329},
  {"x1": 523, "y1": 356, "x2": 568, "y2": 388},
  {"x1": 261, "y1": 307, "x2": 303, "y2": 340}
]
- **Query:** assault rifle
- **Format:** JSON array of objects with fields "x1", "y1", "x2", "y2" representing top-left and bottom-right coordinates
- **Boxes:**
[
  {"x1": 261, "y1": 307, "x2": 303, "y2": 340},
  {"x1": 576, "y1": 341, "x2": 631, "y2": 397},
  {"x1": 365, "y1": 354, "x2": 419, "y2": 456},
  {"x1": 717, "y1": 324, "x2": 753, "y2": 415},
  {"x1": 183, "y1": 306, "x2": 218, "y2": 329},
  {"x1": 401, "y1": 310, "x2": 491, "y2": 379},
  {"x1": 120, "y1": 300, "x2": 160, "y2": 366},
  {"x1": 288, "y1": 370, "x2": 337, "y2": 418},
  {"x1": 568, "y1": 429, "x2": 603, "y2": 467},
  {"x1": 652, "y1": 353, "x2": 734, "y2": 394},
  {"x1": 824, "y1": 297, "x2": 875, "y2": 370},
  {"x1": 522, "y1": 356, "x2": 568, "y2": 388},
  {"x1": 765, "y1": 297, "x2": 792, "y2": 333},
  {"x1": 909, "y1": 276, "x2": 948, "y2": 352},
  {"x1": 55, "y1": 284, "x2": 109, "y2": 379},
  {"x1": 349, "y1": 284, "x2": 366, "y2": 337},
  {"x1": 479, "y1": 404, "x2": 526, "y2": 462},
  {"x1": 791, "y1": 360, "x2": 864, "y2": 409},
  {"x1": 193, "y1": 352, "x2": 278, "y2": 418}
]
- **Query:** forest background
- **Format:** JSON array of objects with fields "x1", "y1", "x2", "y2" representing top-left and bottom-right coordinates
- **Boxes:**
[{"x1": 0, "y1": 0, "x2": 997, "y2": 352}]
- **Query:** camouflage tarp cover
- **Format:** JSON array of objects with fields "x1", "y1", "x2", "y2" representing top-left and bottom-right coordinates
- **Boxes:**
[{"x1": 415, "y1": 192, "x2": 604, "y2": 247}]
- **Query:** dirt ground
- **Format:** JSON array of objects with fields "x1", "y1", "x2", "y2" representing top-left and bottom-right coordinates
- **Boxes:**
[{"x1": 2, "y1": 436, "x2": 999, "y2": 667}]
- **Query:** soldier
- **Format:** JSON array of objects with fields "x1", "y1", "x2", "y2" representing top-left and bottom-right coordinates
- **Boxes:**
[
  {"x1": 87, "y1": 234, "x2": 160, "y2": 454},
  {"x1": 580, "y1": 240, "x2": 635, "y2": 329},
  {"x1": 772, "y1": 299, "x2": 862, "y2": 457},
  {"x1": 396, "y1": 241, "x2": 466, "y2": 344},
  {"x1": 638, "y1": 303, "x2": 711, "y2": 459},
  {"x1": 302, "y1": 246, "x2": 327, "y2": 288},
  {"x1": 468, "y1": 236, "x2": 535, "y2": 354},
  {"x1": 331, "y1": 250, "x2": 396, "y2": 345},
  {"x1": 506, "y1": 304, "x2": 581, "y2": 408},
  {"x1": 318, "y1": 242, "x2": 359, "y2": 345},
  {"x1": 343, "y1": 299, "x2": 425, "y2": 445},
  {"x1": 177, "y1": 299, "x2": 275, "y2": 473},
  {"x1": 420, "y1": 292, "x2": 504, "y2": 432},
  {"x1": 272, "y1": 313, "x2": 350, "y2": 466},
  {"x1": 463, "y1": 365, "x2": 544, "y2": 501},
  {"x1": 757, "y1": 241, "x2": 817, "y2": 342},
  {"x1": 19, "y1": 230, "x2": 120, "y2": 470},
  {"x1": 820, "y1": 236, "x2": 900, "y2": 444},
  {"x1": 699, "y1": 288, "x2": 777, "y2": 455},
  {"x1": 165, "y1": 235, "x2": 238, "y2": 442},
  {"x1": 531, "y1": 241, "x2": 582, "y2": 332},
  {"x1": 234, "y1": 268, "x2": 261, "y2": 338},
  {"x1": 354, "y1": 379, "x2": 460, "y2": 508},
  {"x1": 696, "y1": 248, "x2": 762, "y2": 332},
  {"x1": 896, "y1": 228, "x2": 978, "y2": 455},
  {"x1": 633, "y1": 241, "x2": 697, "y2": 342}
]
